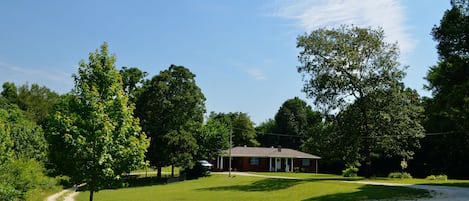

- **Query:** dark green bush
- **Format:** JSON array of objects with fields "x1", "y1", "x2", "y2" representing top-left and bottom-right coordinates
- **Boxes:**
[{"x1": 182, "y1": 162, "x2": 210, "y2": 180}]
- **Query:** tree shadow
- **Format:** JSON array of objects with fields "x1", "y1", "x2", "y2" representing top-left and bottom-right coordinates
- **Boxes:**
[
  {"x1": 302, "y1": 184, "x2": 430, "y2": 201},
  {"x1": 199, "y1": 178, "x2": 304, "y2": 192},
  {"x1": 77, "y1": 175, "x2": 184, "y2": 191}
]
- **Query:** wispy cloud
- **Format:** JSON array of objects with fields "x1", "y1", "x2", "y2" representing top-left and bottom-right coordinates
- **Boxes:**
[
  {"x1": 0, "y1": 62, "x2": 73, "y2": 92},
  {"x1": 246, "y1": 68, "x2": 267, "y2": 80},
  {"x1": 271, "y1": 0, "x2": 415, "y2": 55}
]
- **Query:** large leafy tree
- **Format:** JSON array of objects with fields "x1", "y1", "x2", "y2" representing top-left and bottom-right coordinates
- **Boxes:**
[
  {"x1": 210, "y1": 112, "x2": 259, "y2": 147},
  {"x1": 417, "y1": 1, "x2": 469, "y2": 178},
  {"x1": 119, "y1": 66, "x2": 147, "y2": 103},
  {"x1": 270, "y1": 97, "x2": 321, "y2": 149},
  {"x1": 1, "y1": 82, "x2": 59, "y2": 125},
  {"x1": 136, "y1": 65, "x2": 205, "y2": 178},
  {"x1": 195, "y1": 116, "x2": 230, "y2": 161},
  {"x1": 45, "y1": 43, "x2": 149, "y2": 201},
  {"x1": 0, "y1": 98, "x2": 54, "y2": 201},
  {"x1": 296, "y1": 25, "x2": 425, "y2": 176},
  {"x1": 1, "y1": 82, "x2": 18, "y2": 104}
]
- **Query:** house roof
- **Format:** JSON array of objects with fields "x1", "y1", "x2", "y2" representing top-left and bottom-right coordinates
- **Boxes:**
[{"x1": 222, "y1": 146, "x2": 321, "y2": 159}]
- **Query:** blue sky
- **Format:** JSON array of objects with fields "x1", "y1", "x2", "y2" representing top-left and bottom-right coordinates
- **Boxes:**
[{"x1": 0, "y1": 0, "x2": 451, "y2": 124}]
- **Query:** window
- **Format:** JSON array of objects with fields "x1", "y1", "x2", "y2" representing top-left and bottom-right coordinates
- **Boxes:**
[
  {"x1": 301, "y1": 159, "x2": 310, "y2": 166},
  {"x1": 249, "y1": 157, "x2": 260, "y2": 165}
]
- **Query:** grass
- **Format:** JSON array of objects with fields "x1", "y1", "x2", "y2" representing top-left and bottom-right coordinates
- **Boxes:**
[
  {"x1": 28, "y1": 185, "x2": 63, "y2": 201},
  {"x1": 75, "y1": 174, "x2": 429, "y2": 201},
  {"x1": 364, "y1": 177, "x2": 469, "y2": 188},
  {"x1": 248, "y1": 172, "x2": 361, "y2": 180}
]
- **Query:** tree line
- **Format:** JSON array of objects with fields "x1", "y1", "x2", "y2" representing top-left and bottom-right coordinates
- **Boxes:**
[{"x1": 0, "y1": 1, "x2": 468, "y2": 200}]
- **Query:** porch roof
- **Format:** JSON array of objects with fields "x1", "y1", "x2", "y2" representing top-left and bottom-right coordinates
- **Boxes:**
[{"x1": 222, "y1": 146, "x2": 321, "y2": 159}]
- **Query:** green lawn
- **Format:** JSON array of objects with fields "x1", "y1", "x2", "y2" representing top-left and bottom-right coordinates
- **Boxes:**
[
  {"x1": 76, "y1": 174, "x2": 429, "y2": 201},
  {"x1": 363, "y1": 177, "x2": 469, "y2": 188},
  {"x1": 248, "y1": 172, "x2": 361, "y2": 180}
]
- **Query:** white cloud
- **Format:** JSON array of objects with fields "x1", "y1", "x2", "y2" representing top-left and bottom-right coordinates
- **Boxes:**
[
  {"x1": 271, "y1": 0, "x2": 415, "y2": 55},
  {"x1": 246, "y1": 68, "x2": 267, "y2": 80},
  {"x1": 0, "y1": 62, "x2": 73, "y2": 92}
]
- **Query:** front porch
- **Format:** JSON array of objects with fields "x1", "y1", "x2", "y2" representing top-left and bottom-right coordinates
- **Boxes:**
[{"x1": 215, "y1": 156, "x2": 319, "y2": 173}]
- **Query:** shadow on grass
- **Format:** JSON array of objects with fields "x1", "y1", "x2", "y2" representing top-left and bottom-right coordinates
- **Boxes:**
[
  {"x1": 199, "y1": 178, "x2": 304, "y2": 192},
  {"x1": 425, "y1": 182, "x2": 469, "y2": 188},
  {"x1": 302, "y1": 184, "x2": 430, "y2": 201},
  {"x1": 303, "y1": 177, "x2": 363, "y2": 182},
  {"x1": 77, "y1": 175, "x2": 184, "y2": 191}
]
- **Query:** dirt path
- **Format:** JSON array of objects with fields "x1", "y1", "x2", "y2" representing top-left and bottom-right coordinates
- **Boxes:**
[
  {"x1": 45, "y1": 185, "x2": 79, "y2": 201},
  {"x1": 353, "y1": 181, "x2": 469, "y2": 201}
]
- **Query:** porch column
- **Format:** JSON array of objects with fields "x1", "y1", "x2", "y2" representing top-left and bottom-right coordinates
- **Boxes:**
[
  {"x1": 285, "y1": 158, "x2": 289, "y2": 172},
  {"x1": 220, "y1": 156, "x2": 224, "y2": 170},
  {"x1": 269, "y1": 157, "x2": 272, "y2": 172},
  {"x1": 315, "y1": 159, "x2": 318, "y2": 173},
  {"x1": 275, "y1": 158, "x2": 278, "y2": 172},
  {"x1": 290, "y1": 158, "x2": 295, "y2": 172}
]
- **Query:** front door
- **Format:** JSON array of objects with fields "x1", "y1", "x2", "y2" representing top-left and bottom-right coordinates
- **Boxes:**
[{"x1": 275, "y1": 158, "x2": 281, "y2": 171}]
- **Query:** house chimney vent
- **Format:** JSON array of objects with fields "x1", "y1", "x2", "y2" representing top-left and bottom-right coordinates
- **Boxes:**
[{"x1": 277, "y1": 145, "x2": 282, "y2": 152}]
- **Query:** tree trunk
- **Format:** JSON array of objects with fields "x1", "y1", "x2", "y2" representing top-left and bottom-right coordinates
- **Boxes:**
[
  {"x1": 171, "y1": 165, "x2": 175, "y2": 177},
  {"x1": 157, "y1": 166, "x2": 162, "y2": 179},
  {"x1": 89, "y1": 190, "x2": 94, "y2": 201}
]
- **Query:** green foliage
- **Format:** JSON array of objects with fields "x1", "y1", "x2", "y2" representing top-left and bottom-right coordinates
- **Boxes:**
[
  {"x1": 388, "y1": 172, "x2": 413, "y2": 179},
  {"x1": 210, "y1": 112, "x2": 258, "y2": 147},
  {"x1": 1, "y1": 82, "x2": 60, "y2": 125},
  {"x1": 119, "y1": 66, "x2": 147, "y2": 103},
  {"x1": 426, "y1": 174, "x2": 448, "y2": 181},
  {"x1": 136, "y1": 65, "x2": 205, "y2": 176},
  {"x1": 258, "y1": 97, "x2": 322, "y2": 150},
  {"x1": 196, "y1": 117, "x2": 230, "y2": 160},
  {"x1": 342, "y1": 166, "x2": 359, "y2": 177},
  {"x1": 0, "y1": 184, "x2": 20, "y2": 201},
  {"x1": 296, "y1": 25, "x2": 424, "y2": 176},
  {"x1": 420, "y1": 2, "x2": 469, "y2": 178},
  {"x1": 45, "y1": 42, "x2": 149, "y2": 201},
  {"x1": 0, "y1": 158, "x2": 57, "y2": 201},
  {"x1": 1, "y1": 82, "x2": 18, "y2": 104},
  {"x1": 182, "y1": 161, "x2": 211, "y2": 180},
  {"x1": 0, "y1": 102, "x2": 47, "y2": 162}
]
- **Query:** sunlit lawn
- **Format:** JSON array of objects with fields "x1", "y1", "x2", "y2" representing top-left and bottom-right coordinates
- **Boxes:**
[
  {"x1": 247, "y1": 172, "x2": 360, "y2": 179},
  {"x1": 75, "y1": 174, "x2": 429, "y2": 201},
  {"x1": 363, "y1": 177, "x2": 469, "y2": 188}
]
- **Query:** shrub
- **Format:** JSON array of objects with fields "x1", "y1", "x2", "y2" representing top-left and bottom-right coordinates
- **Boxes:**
[
  {"x1": 388, "y1": 172, "x2": 413, "y2": 179},
  {"x1": 55, "y1": 175, "x2": 71, "y2": 187},
  {"x1": 0, "y1": 158, "x2": 57, "y2": 200},
  {"x1": 181, "y1": 162, "x2": 210, "y2": 180},
  {"x1": 0, "y1": 184, "x2": 21, "y2": 201},
  {"x1": 342, "y1": 166, "x2": 358, "y2": 177},
  {"x1": 426, "y1": 174, "x2": 448, "y2": 181},
  {"x1": 436, "y1": 174, "x2": 448, "y2": 181},
  {"x1": 425, "y1": 175, "x2": 436, "y2": 180}
]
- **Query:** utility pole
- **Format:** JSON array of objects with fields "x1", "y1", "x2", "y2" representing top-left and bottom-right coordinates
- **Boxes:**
[{"x1": 229, "y1": 126, "x2": 232, "y2": 177}]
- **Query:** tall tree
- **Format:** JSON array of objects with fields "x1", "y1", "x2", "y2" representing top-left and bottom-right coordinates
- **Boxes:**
[
  {"x1": 196, "y1": 116, "x2": 230, "y2": 161},
  {"x1": 296, "y1": 25, "x2": 425, "y2": 176},
  {"x1": 210, "y1": 112, "x2": 259, "y2": 147},
  {"x1": 16, "y1": 83, "x2": 59, "y2": 125},
  {"x1": 273, "y1": 97, "x2": 321, "y2": 149},
  {"x1": 45, "y1": 43, "x2": 149, "y2": 201},
  {"x1": 119, "y1": 66, "x2": 147, "y2": 103},
  {"x1": 417, "y1": 1, "x2": 469, "y2": 178},
  {"x1": 136, "y1": 65, "x2": 205, "y2": 178},
  {"x1": 1, "y1": 82, "x2": 18, "y2": 104}
]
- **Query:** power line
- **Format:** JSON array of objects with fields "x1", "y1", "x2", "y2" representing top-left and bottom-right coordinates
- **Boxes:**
[{"x1": 232, "y1": 126, "x2": 469, "y2": 139}]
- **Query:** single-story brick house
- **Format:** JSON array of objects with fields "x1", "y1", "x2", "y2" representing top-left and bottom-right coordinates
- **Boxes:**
[{"x1": 214, "y1": 146, "x2": 321, "y2": 173}]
